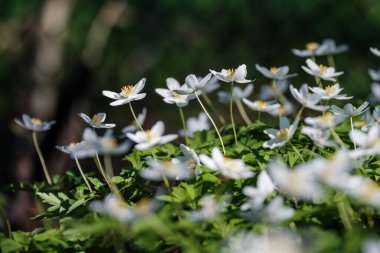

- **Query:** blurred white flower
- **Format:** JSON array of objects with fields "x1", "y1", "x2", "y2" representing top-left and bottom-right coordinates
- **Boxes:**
[
  {"x1": 241, "y1": 170, "x2": 275, "y2": 210},
  {"x1": 302, "y1": 59, "x2": 343, "y2": 82},
  {"x1": 242, "y1": 99, "x2": 281, "y2": 112},
  {"x1": 199, "y1": 147, "x2": 254, "y2": 179},
  {"x1": 349, "y1": 126, "x2": 380, "y2": 158},
  {"x1": 188, "y1": 195, "x2": 223, "y2": 221},
  {"x1": 201, "y1": 76, "x2": 220, "y2": 94},
  {"x1": 370, "y1": 47, "x2": 380, "y2": 57},
  {"x1": 255, "y1": 64, "x2": 297, "y2": 80},
  {"x1": 79, "y1": 112, "x2": 115, "y2": 129},
  {"x1": 156, "y1": 78, "x2": 194, "y2": 107},
  {"x1": 126, "y1": 121, "x2": 178, "y2": 150},
  {"x1": 344, "y1": 175, "x2": 380, "y2": 207},
  {"x1": 218, "y1": 83, "x2": 254, "y2": 104},
  {"x1": 139, "y1": 157, "x2": 193, "y2": 181},
  {"x1": 102, "y1": 78, "x2": 146, "y2": 106},
  {"x1": 121, "y1": 108, "x2": 147, "y2": 135},
  {"x1": 315, "y1": 39, "x2": 348, "y2": 56},
  {"x1": 180, "y1": 112, "x2": 210, "y2": 137},
  {"x1": 259, "y1": 79, "x2": 289, "y2": 100},
  {"x1": 304, "y1": 112, "x2": 344, "y2": 129},
  {"x1": 371, "y1": 83, "x2": 380, "y2": 101},
  {"x1": 301, "y1": 126, "x2": 336, "y2": 147},
  {"x1": 362, "y1": 238, "x2": 380, "y2": 253},
  {"x1": 292, "y1": 41, "x2": 321, "y2": 57},
  {"x1": 15, "y1": 114, "x2": 55, "y2": 132},
  {"x1": 362, "y1": 106, "x2": 380, "y2": 131},
  {"x1": 309, "y1": 83, "x2": 352, "y2": 100},
  {"x1": 263, "y1": 117, "x2": 297, "y2": 149},
  {"x1": 210, "y1": 64, "x2": 252, "y2": 83},
  {"x1": 261, "y1": 196, "x2": 295, "y2": 223},
  {"x1": 368, "y1": 68, "x2": 380, "y2": 81},
  {"x1": 267, "y1": 102, "x2": 294, "y2": 117},
  {"x1": 331, "y1": 101, "x2": 370, "y2": 118},
  {"x1": 290, "y1": 84, "x2": 329, "y2": 111}
]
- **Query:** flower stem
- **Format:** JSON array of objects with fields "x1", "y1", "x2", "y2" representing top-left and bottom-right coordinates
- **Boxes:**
[
  {"x1": 236, "y1": 99, "x2": 252, "y2": 125},
  {"x1": 230, "y1": 81, "x2": 238, "y2": 144},
  {"x1": 178, "y1": 107, "x2": 188, "y2": 145},
  {"x1": 202, "y1": 93, "x2": 226, "y2": 124},
  {"x1": 128, "y1": 102, "x2": 143, "y2": 131},
  {"x1": 350, "y1": 117, "x2": 356, "y2": 150},
  {"x1": 32, "y1": 131, "x2": 52, "y2": 185},
  {"x1": 336, "y1": 194, "x2": 353, "y2": 232},
  {"x1": 290, "y1": 143, "x2": 305, "y2": 163},
  {"x1": 195, "y1": 92, "x2": 226, "y2": 154},
  {"x1": 74, "y1": 156, "x2": 93, "y2": 193},
  {"x1": 94, "y1": 153, "x2": 112, "y2": 190},
  {"x1": 330, "y1": 128, "x2": 346, "y2": 148},
  {"x1": 104, "y1": 155, "x2": 124, "y2": 200}
]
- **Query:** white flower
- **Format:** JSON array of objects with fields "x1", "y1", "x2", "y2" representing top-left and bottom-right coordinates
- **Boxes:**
[
  {"x1": 292, "y1": 41, "x2": 321, "y2": 57},
  {"x1": 362, "y1": 106, "x2": 380, "y2": 131},
  {"x1": 242, "y1": 99, "x2": 281, "y2": 112},
  {"x1": 255, "y1": 64, "x2": 297, "y2": 80},
  {"x1": 199, "y1": 147, "x2": 254, "y2": 179},
  {"x1": 349, "y1": 126, "x2": 380, "y2": 158},
  {"x1": 331, "y1": 101, "x2": 370, "y2": 118},
  {"x1": 126, "y1": 121, "x2": 178, "y2": 150},
  {"x1": 102, "y1": 78, "x2": 146, "y2": 106},
  {"x1": 290, "y1": 84, "x2": 329, "y2": 111},
  {"x1": 368, "y1": 68, "x2": 380, "y2": 81},
  {"x1": 344, "y1": 175, "x2": 380, "y2": 207},
  {"x1": 304, "y1": 112, "x2": 344, "y2": 129},
  {"x1": 78, "y1": 112, "x2": 115, "y2": 129},
  {"x1": 371, "y1": 83, "x2": 380, "y2": 101},
  {"x1": 218, "y1": 84, "x2": 254, "y2": 104},
  {"x1": 302, "y1": 58, "x2": 343, "y2": 82},
  {"x1": 90, "y1": 194, "x2": 156, "y2": 223},
  {"x1": 263, "y1": 117, "x2": 297, "y2": 149},
  {"x1": 370, "y1": 47, "x2": 380, "y2": 57},
  {"x1": 301, "y1": 126, "x2": 336, "y2": 147},
  {"x1": 362, "y1": 238, "x2": 380, "y2": 253},
  {"x1": 201, "y1": 76, "x2": 220, "y2": 94},
  {"x1": 315, "y1": 39, "x2": 348, "y2": 56},
  {"x1": 155, "y1": 78, "x2": 194, "y2": 107},
  {"x1": 175, "y1": 144, "x2": 201, "y2": 168},
  {"x1": 309, "y1": 83, "x2": 352, "y2": 100},
  {"x1": 267, "y1": 102, "x2": 294, "y2": 117},
  {"x1": 15, "y1": 114, "x2": 55, "y2": 132},
  {"x1": 210, "y1": 64, "x2": 252, "y2": 83},
  {"x1": 139, "y1": 157, "x2": 193, "y2": 181},
  {"x1": 261, "y1": 196, "x2": 295, "y2": 223},
  {"x1": 176, "y1": 73, "x2": 212, "y2": 94},
  {"x1": 241, "y1": 170, "x2": 275, "y2": 210},
  {"x1": 180, "y1": 112, "x2": 210, "y2": 137},
  {"x1": 188, "y1": 195, "x2": 223, "y2": 221},
  {"x1": 121, "y1": 108, "x2": 147, "y2": 135},
  {"x1": 259, "y1": 79, "x2": 289, "y2": 100},
  {"x1": 268, "y1": 160, "x2": 323, "y2": 201}
]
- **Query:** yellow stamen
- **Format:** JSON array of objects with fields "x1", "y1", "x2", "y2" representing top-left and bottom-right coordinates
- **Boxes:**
[
  {"x1": 324, "y1": 85, "x2": 336, "y2": 96},
  {"x1": 277, "y1": 128, "x2": 289, "y2": 140},
  {"x1": 92, "y1": 114, "x2": 102, "y2": 125},
  {"x1": 306, "y1": 42, "x2": 319, "y2": 51},
  {"x1": 226, "y1": 68, "x2": 235, "y2": 77},
  {"x1": 121, "y1": 85, "x2": 134, "y2": 97},
  {"x1": 104, "y1": 138, "x2": 117, "y2": 148},
  {"x1": 319, "y1": 64, "x2": 328, "y2": 73},
  {"x1": 317, "y1": 112, "x2": 334, "y2": 125},
  {"x1": 31, "y1": 118, "x2": 42, "y2": 125},
  {"x1": 256, "y1": 100, "x2": 267, "y2": 108},
  {"x1": 270, "y1": 67, "x2": 279, "y2": 74}
]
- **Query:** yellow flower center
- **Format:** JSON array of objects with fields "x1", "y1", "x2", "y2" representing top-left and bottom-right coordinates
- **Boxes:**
[
  {"x1": 277, "y1": 128, "x2": 289, "y2": 140},
  {"x1": 354, "y1": 120, "x2": 367, "y2": 128},
  {"x1": 121, "y1": 85, "x2": 134, "y2": 97},
  {"x1": 31, "y1": 118, "x2": 42, "y2": 125},
  {"x1": 279, "y1": 106, "x2": 286, "y2": 116},
  {"x1": 226, "y1": 68, "x2": 235, "y2": 77},
  {"x1": 104, "y1": 138, "x2": 117, "y2": 148},
  {"x1": 256, "y1": 100, "x2": 267, "y2": 108},
  {"x1": 324, "y1": 85, "x2": 336, "y2": 96},
  {"x1": 136, "y1": 198, "x2": 152, "y2": 213},
  {"x1": 317, "y1": 112, "x2": 334, "y2": 125},
  {"x1": 270, "y1": 67, "x2": 279, "y2": 74},
  {"x1": 145, "y1": 130, "x2": 157, "y2": 141},
  {"x1": 92, "y1": 114, "x2": 102, "y2": 125},
  {"x1": 306, "y1": 42, "x2": 319, "y2": 51},
  {"x1": 69, "y1": 142, "x2": 78, "y2": 147},
  {"x1": 319, "y1": 64, "x2": 328, "y2": 73}
]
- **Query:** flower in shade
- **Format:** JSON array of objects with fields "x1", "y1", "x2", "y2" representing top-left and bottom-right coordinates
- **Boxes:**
[
  {"x1": 15, "y1": 114, "x2": 55, "y2": 132},
  {"x1": 102, "y1": 78, "x2": 146, "y2": 106},
  {"x1": 218, "y1": 84, "x2": 254, "y2": 104},
  {"x1": 188, "y1": 195, "x2": 224, "y2": 221},
  {"x1": 78, "y1": 112, "x2": 115, "y2": 129},
  {"x1": 290, "y1": 84, "x2": 329, "y2": 111},
  {"x1": 210, "y1": 64, "x2": 251, "y2": 83},
  {"x1": 370, "y1": 47, "x2": 380, "y2": 57},
  {"x1": 302, "y1": 59, "x2": 343, "y2": 82},
  {"x1": 263, "y1": 117, "x2": 297, "y2": 149},
  {"x1": 173, "y1": 144, "x2": 201, "y2": 169},
  {"x1": 309, "y1": 83, "x2": 352, "y2": 100},
  {"x1": 292, "y1": 41, "x2": 321, "y2": 57},
  {"x1": 156, "y1": 78, "x2": 194, "y2": 107},
  {"x1": 259, "y1": 79, "x2": 289, "y2": 100},
  {"x1": 315, "y1": 39, "x2": 348, "y2": 56},
  {"x1": 121, "y1": 108, "x2": 147, "y2": 135},
  {"x1": 304, "y1": 112, "x2": 344, "y2": 129},
  {"x1": 126, "y1": 121, "x2": 178, "y2": 150},
  {"x1": 301, "y1": 126, "x2": 336, "y2": 147},
  {"x1": 139, "y1": 157, "x2": 193, "y2": 181},
  {"x1": 362, "y1": 106, "x2": 380, "y2": 131},
  {"x1": 349, "y1": 126, "x2": 380, "y2": 158},
  {"x1": 180, "y1": 112, "x2": 210, "y2": 137},
  {"x1": 362, "y1": 238, "x2": 380, "y2": 253},
  {"x1": 371, "y1": 83, "x2": 380, "y2": 101},
  {"x1": 267, "y1": 102, "x2": 294, "y2": 117},
  {"x1": 368, "y1": 68, "x2": 380, "y2": 81},
  {"x1": 331, "y1": 101, "x2": 369, "y2": 118},
  {"x1": 255, "y1": 64, "x2": 297, "y2": 80},
  {"x1": 261, "y1": 196, "x2": 295, "y2": 224},
  {"x1": 199, "y1": 147, "x2": 254, "y2": 179},
  {"x1": 242, "y1": 99, "x2": 281, "y2": 113}
]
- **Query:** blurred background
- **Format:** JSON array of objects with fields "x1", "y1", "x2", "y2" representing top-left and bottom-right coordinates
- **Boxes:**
[{"x1": 2, "y1": 0, "x2": 380, "y2": 230}]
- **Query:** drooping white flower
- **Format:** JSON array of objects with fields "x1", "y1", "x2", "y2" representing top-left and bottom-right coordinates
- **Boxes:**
[
  {"x1": 15, "y1": 114, "x2": 55, "y2": 132},
  {"x1": 121, "y1": 108, "x2": 147, "y2": 135},
  {"x1": 302, "y1": 59, "x2": 343, "y2": 82},
  {"x1": 370, "y1": 47, "x2": 380, "y2": 57},
  {"x1": 180, "y1": 112, "x2": 210, "y2": 137},
  {"x1": 255, "y1": 64, "x2": 297, "y2": 80},
  {"x1": 102, "y1": 78, "x2": 146, "y2": 106},
  {"x1": 315, "y1": 39, "x2": 348, "y2": 56},
  {"x1": 304, "y1": 112, "x2": 344, "y2": 129},
  {"x1": 301, "y1": 126, "x2": 336, "y2": 147},
  {"x1": 349, "y1": 126, "x2": 380, "y2": 158},
  {"x1": 292, "y1": 41, "x2": 321, "y2": 57},
  {"x1": 368, "y1": 68, "x2": 380, "y2": 81},
  {"x1": 199, "y1": 147, "x2": 254, "y2": 179},
  {"x1": 259, "y1": 79, "x2": 289, "y2": 100},
  {"x1": 309, "y1": 83, "x2": 352, "y2": 100},
  {"x1": 218, "y1": 84, "x2": 254, "y2": 104},
  {"x1": 78, "y1": 112, "x2": 115, "y2": 129},
  {"x1": 188, "y1": 195, "x2": 223, "y2": 221},
  {"x1": 331, "y1": 101, "x2": 370, "y2": 118},
  {"x1": 155, "y1": 78, "x2": 194, "y2": 107},
  {"x1": 242, "y1": 99, "x2": 281, "y2": 113},
  {"x1": 241, "y1": 170, "x2": 275, "y2": 210},
  {"x1": 268, "y1": 160, "x2": 323, "y2": 201},
  {"x1": 261, "y1": 196, "x2": 295, "y2": 223},
  {"x1": 210, "y1": 64, "x2": 252, "y2": 83},
  {"x1": 263, "y1": 117, "x2": 297, "y2": 149},
  {"x1": 289, "y1": 84, "x2": 329, "y2": 111},
  {"x1": 126, "y1": 121, "x2": 178, "y2": 150},
  {"x1": 139, "y1": 157, "x2": 193, "y2": 181}
]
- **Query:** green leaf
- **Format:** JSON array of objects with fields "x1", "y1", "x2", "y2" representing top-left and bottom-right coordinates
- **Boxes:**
[{"x1": 0, "y1": 239, "x2": 24, "y2": 253}]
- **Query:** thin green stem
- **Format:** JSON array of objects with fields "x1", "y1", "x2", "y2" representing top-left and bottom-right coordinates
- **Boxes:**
[
  {"x1": 290, "y1": 143, "x2": 305, "y2": 163},
  {"x1": 202, "y1": 93, "x2": 226, "y2": 124},
  {"x1": 294, "y1": 106, "x2": 305, "y2": 126},
  {"x1": 350, "y1": 117, "x2": 356, "y2": 150},
  {"x1": 104, "y1": 155, "x2": 124, "y2": 200},
  {"x1": 330, "y1": 128, "x2": 346, "y2": 148},
  {"x1": 230, "y1": 81, "x2": 238, "y2": 144},
  {"x1": 195, "y1": 92, "x2": 226, "y2": 154},
  {"x1": 128, "y1": 102, "x2": 143, "y2": 131},
  {"x1": 327, "y1": 54, "x2": 336, "y2": 68},
  {"x1": 94, "y1": 153, "x2": 112, "y2": 190},
  {"x1": 74, "y1": 156, "x2": 93, "y2": 193},
  {"x1": 6, "y1": 218, "x2": 12, "y2": 239},
  {"x1": 178, "y1": 107, "x2": 188, "y2": 145},
  {"x1": 32, "y1": 131, "x2": 52, "y2": 185},
  {"x1": 336, "y1": 194, "x2": 353, "y2": 232},
  {"x1": 236, "y1": 99, "x2": 252, "y2": 125}
]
